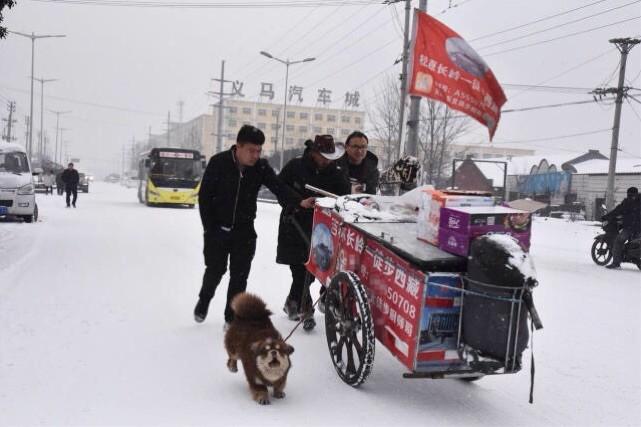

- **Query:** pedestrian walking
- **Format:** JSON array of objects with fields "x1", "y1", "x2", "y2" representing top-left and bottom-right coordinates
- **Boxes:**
[
  {"x1": 61, "y1": 163, "x2": 80, "y2": 208},
  {"x1": 55, "y1": 171, "x2": 64, "y2": 195},
  {"x1": 276, "y1": 135, "x2": 351, "y2": 324},
  {"x1": 42, "y1": 170, "x2": 55, "y2": 195},
  {"x1": 193, "y1": 125, "x2": 313, "y2": 329}
]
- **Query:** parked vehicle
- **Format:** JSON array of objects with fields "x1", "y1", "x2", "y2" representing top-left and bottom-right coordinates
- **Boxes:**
[
  {"x1": 0, "y1": 143, "x2": 38, "y2": 223},
  {"x1": 78, "y1": 173, "x2": 90, "y2": 193},
  {"x1": 591, "y1": 217, "x2": 640, "y2": 269}
]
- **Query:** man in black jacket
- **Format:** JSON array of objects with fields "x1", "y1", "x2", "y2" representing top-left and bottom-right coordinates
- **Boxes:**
[
  {"x1": 61, "y1": 163, "x2": 80, "y2": 208},
  {"x1": 277, "y1": 135, "x2": 351, "y2": 322},
  {"x1": 603, "y1": 186, "x2": 641, "y2": 269},
  {"x1": 336, "y1": 131, "x2": 379, "y2": 195},
  {"x1": 194, "y1": 125, "x2": 313, "y2": 327}
]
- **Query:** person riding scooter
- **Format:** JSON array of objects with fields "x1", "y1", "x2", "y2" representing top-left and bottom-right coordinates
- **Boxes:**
[{"x1": 602, "y1": 186, "x2": 641, "y2": 269}]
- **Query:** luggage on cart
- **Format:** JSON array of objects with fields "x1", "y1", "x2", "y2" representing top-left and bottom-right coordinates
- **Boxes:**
[{"x1": 461, "y1": 235, "x2": 536, "y2": 369}]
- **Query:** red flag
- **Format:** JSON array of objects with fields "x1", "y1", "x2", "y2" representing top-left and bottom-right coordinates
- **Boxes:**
[{"x1": 408, "y1": 10, "x2": 507, "y2": 139}]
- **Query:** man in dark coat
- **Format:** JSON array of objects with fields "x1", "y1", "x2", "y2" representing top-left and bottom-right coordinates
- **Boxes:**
[
  {"x1": 277, "y1": 135, "x2": 351, "y2": 322},
  {"x1": 336, "y1": 131, "x2": 379, "y2": 195},
  {"x1": 603, "y1": 186, "x2": 641, "y2": 269},
  {"x1": 194, "y1": 125, "x2": 313, "y2": 328},
  {"x1": 61, "y1": 163, "x2": 80, "y2": 208}
]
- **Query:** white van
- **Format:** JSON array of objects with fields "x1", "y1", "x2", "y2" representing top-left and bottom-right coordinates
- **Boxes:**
[{"x1": 0, "y1": 143, "x2": 38, "y2": 223}]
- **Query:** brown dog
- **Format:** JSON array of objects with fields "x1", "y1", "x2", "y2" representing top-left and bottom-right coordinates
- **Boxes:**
[{"x1": 224, "y1": 292, "x2": 294, "y2": 405}]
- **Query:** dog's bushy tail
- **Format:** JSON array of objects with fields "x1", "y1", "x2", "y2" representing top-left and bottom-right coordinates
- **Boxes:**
[{"x1": 231, "y1": 292, "x2": 273, "y2": 320}]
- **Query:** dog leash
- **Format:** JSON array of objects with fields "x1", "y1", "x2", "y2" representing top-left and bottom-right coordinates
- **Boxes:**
[{"x1": 283, "y1": 295, "x2": 322, "y2": 343}]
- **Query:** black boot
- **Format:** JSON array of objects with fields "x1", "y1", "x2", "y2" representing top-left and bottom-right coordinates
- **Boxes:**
[
  {"x1": 283, "y1": 297, "x2": 300, "y2": 321},
  {"x1": 194, "y1": 298, "x2": 210, "y2": 323}
]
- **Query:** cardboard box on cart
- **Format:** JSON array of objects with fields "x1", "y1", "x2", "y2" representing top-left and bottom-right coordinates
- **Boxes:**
[
  {"x1": 438, "y1": 206, "x2": 532, "y2": 257},
  {"x1": 417, "y1": 189, "x2": 494, "y2": 245}
]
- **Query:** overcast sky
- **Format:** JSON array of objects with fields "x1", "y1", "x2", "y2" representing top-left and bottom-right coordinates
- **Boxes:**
[{"x1": 1, "y1": 0, "x2": 640, "y2": 177}]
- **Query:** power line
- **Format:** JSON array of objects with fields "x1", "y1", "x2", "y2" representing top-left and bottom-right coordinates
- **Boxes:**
[
  {"x1": 30, "y1": 0, "x2": 382, "y2": 8},
  {"x1": 486, "y1": 128, "x2": 612, "y2": 145},
  {"x1": 484, "y1": 16, "x2": 641, "y2": 57},
  {"x1": 509, "y1": 48, "x2": 616, "y2": 100},
  {"x1": 469, "y1": 0, "x2": 610, "y2": 42},
  {"x1": 502, "y1": 84, "x2": 594, "y2": 94},
  {"x1": 476, "y1": 0, "x2": 641, "y2": 51},
  {"x1": 0, "y1": 85, "x2": 165, "y2": 116},
  {"x1": 626, "y1": 97, "x2": 641, "y2": 121}
]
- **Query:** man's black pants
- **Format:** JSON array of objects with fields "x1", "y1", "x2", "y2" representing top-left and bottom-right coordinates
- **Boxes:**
[
  {"x1": 198, "y1": 226, "x2": 257, "y2": 322},
  {"x1": 612, "y1": 229, "x2": 634, "y2": 265},
  {"x1": 65, "y1": 187, "x2": 78, "y2": 206},
  {"x1": 287, "y1": 264, "x2": 315, "y2": 312}
]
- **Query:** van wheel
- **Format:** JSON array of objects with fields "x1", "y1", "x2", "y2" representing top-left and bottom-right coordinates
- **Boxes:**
[{"x1": 23, "y1": 204, "x2": 37, "y2": 223}]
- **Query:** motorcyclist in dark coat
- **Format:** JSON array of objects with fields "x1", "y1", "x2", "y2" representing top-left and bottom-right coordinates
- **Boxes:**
[
  {"x1": 61, "y1": 163, "x2": 80, "y2": 208},
  {"x1": 336, "y1": 131, "x2": 379, "y2": 195},
  {"x1": 276, "y1": 135, "x2": 351, "y2": 321},
  {"x1": 603, "y1": 186, "x2": 641, "y2": 269}
]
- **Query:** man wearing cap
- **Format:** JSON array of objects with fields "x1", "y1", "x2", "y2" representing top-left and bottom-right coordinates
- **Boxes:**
[
  {"x1": 194, "y1": 125, "x2": 314, "y2": 327},
  {"x1": 276, "y1": 135, "x2": 351, "y2": 323},
  {"x1": 603, "y1": 186, "x2": 641, "y2": 269},
  {"x1": 337, "y1": 131, "x2": 379, "y2": 195}
]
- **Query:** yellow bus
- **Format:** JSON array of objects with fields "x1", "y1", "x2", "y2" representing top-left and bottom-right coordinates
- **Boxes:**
[{"x1": 137, "y1": 148, "x2": 205, "y2": 208}]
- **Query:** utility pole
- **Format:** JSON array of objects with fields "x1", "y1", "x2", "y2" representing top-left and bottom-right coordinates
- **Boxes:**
[
  {"x1": 50, "y1": 109, "x2": 71, "y2": 166},
  {"x1": 177, "y1": 100, "x2": 184, "y2": 124},
  {"x1": 166, "y1": 111, "x2": 171, "y2": 147},
  {"x1": 211, "y1": 60, "x2": 232, "y2": 155},
  {"x1": 33, "y1": 77, "x2": 57, "y2": 161},
  {"x1": 396, "y1": 0, "x2": 412, "y2": 159},
  {"x1": 2, "y1": 101, "x2": 17, "y2": 142},
  {"x1": 7, "y1": 31, "x2": 65, "y2": 161},
  {"x1": 58, "y1": 127, "x2": 69, "y2": 165},
  {"x1": 406, "y1": 0, "x2": 428, "y2": 158},
  {"x1": 591, "y1": 37, "x2": 640, "y2": 211}
]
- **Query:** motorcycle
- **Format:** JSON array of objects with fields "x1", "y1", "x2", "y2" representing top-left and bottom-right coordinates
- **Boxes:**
[{"x1": 591, "y1": 216, "x2": 641, "y2": 269}]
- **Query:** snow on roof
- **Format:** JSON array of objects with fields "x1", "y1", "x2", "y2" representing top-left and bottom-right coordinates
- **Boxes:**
[
  {"x1": 0, "y1": 142, "x2": 28, "y2": 153},
  {"x1": 567, "y1": 158, "x2": 641, "y2": 174}
]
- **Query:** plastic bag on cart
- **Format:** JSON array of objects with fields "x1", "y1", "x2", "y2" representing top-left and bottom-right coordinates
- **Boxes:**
[
  {"x1": 462, "y1": 234, "x2": 538, "y2": 368},
  {"x1": 315, "y1": 185, "x2": 433, "y2": 223}
]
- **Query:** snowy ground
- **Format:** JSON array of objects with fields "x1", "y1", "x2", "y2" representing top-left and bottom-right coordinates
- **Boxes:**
[{"x1": 1, "y1": 183, "x2": 639, "y2": 426}]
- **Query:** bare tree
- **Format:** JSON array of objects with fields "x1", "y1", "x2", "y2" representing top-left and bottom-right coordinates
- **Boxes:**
[
  {"x1": 367, "y1": 74, "x2": 401, "y2": 169},
  {"x1": 418, "y1": 99, "x2": 470, "y2": 186},
  {"x1": 368, "y1": 74, "x2": 470, "y2": 180}
]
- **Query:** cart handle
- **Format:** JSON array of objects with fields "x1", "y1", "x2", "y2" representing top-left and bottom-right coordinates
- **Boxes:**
[{"x1": 305, "y1": 184, "x2": 338, "y2": 199}]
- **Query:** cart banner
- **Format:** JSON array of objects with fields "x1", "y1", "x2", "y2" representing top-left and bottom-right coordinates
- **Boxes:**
[
  {"x1": 408, "y1": 10, "x2": 506, "y2": 139},
  {"x1": 306, "y1": 207, "x2": 365, "y2": 287},
  {"x1": 361, "y1": 240, "x2": 426, "y2": 371}
]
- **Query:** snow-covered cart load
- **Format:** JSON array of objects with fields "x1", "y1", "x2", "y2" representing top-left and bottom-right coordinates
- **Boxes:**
[{"x1": 305, "y1": 190, "x2": 543, "y2": 397}]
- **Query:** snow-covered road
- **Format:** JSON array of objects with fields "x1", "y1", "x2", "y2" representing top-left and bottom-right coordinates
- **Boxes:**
[{"x1": 1, "y1": 183, "x2": 639, "y2": 426}]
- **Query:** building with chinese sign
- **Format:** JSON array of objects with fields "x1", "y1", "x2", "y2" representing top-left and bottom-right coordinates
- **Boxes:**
[{"x1": 155, "y1": 99, "x2": 366, "y2": 161}]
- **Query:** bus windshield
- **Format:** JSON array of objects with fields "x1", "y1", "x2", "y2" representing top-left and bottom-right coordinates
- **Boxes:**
[{"x1": 147, "y1": 150, "x2": 203, "y2": 188}]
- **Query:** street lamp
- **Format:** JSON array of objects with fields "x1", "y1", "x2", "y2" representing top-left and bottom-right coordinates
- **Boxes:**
[
  {"x1": 50, "y1": 109, "x2": 71, "y2": 166},
  {"x1": 260, "y1": 51, "x2": 315, "y2": 170},
  {"x1": 34, "y1": 77, "x2": 57, "y2": 161},
  {"x1": 7, "y1": 30, "x2": 66, "y2": 161}
]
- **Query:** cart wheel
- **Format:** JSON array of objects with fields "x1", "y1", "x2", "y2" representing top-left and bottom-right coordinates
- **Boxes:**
[
  {"x1": 324, "y1": 271, "x2": 375, "y2": 387},
  {"x1": 591, "y1": 239, "x2": 612, "y2": 266}
]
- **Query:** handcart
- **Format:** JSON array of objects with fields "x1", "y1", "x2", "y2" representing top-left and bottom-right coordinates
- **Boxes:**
[{"x1": 305, "y1": 202, "x2": 542, "y2": 389}]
